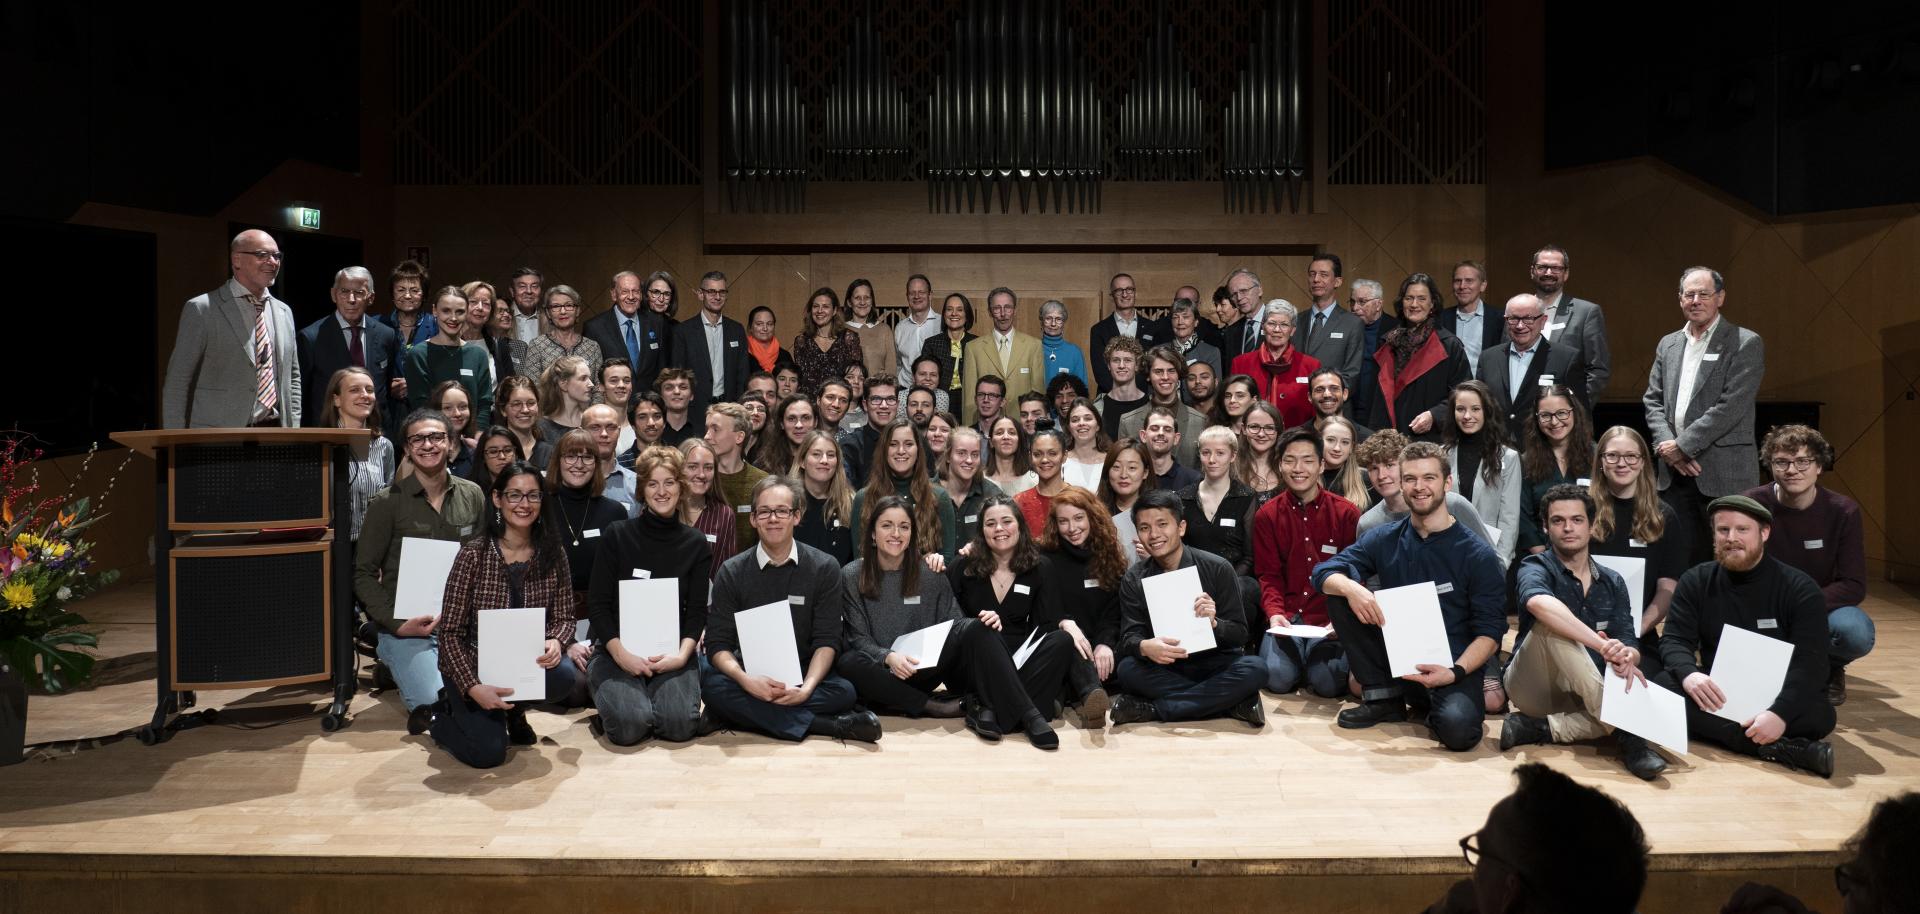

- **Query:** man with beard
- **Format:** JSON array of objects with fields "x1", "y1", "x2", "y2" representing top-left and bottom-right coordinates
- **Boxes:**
[
  {"x1": 1301, "y1": 368, "x2": 1373, "y2": 440},
  {"x1": 1313, "y1": 442, "x2": 1507, "y2": 751},
  {"x1": 1656, "y1": 495, "x2": 1836, "y2": 777}
]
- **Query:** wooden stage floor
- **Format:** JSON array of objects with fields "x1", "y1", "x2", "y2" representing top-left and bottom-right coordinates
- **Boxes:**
[{"x1": 3, "y1": 577, "x2": 1917, "y2": 911}]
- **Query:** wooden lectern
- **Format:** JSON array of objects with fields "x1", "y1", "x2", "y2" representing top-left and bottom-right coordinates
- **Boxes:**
[{"x1": 112, "y1": 428, "x2": 371, "y2": 743}]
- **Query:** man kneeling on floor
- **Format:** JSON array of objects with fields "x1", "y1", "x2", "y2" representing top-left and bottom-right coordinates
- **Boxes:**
[
  {"x1": 1313, "y1": 442, "x2": 1507, "y2": 751},
  {"x1": 1498, "y1": 484, "x2": 1668, "y2": 780},
  {"x1": 701, "y1": 475, "x2": 883, "y2": 742},
  {"x1": 1110, "y1": 489, "x2": 1266, "y2": 726}
]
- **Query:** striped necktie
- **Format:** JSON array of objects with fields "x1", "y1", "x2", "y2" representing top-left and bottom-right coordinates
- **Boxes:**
[{"x1": 252, "y1": 299, "x2": 277, "y2": 419}]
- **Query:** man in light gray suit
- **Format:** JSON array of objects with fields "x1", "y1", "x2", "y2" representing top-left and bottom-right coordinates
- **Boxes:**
[
  {"x1": 163, "y1": 230, "x2": 301, "y2": 428},
  {"x1": 1643, "y1": 266, "x2": 1764, "y2": 564},
  {"x1": 1296, "y1": 252, "x2": 1367, "y2": 390},
  {"x1": 1529, "y1": 245, "x2": 1610, "y2": 403}
]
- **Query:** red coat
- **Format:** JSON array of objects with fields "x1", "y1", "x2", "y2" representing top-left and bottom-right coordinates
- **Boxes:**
[{"x1": 1229, "y1": 345, "x2": 1322, "y2": 429}]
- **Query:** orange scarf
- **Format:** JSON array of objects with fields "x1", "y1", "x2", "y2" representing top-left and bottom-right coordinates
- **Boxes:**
[{"x1": 746, "y1": 336, "x2": 782, "y2": 373}]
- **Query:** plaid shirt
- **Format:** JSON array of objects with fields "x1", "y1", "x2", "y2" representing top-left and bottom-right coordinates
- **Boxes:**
[{"x1": 436, "y1": 536, "x2": 578, "y2": 699}]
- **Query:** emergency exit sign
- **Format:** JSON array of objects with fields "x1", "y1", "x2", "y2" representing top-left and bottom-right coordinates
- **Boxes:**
[{"x1": 294, "y1": 207, "x2": 322, "y2": 230}]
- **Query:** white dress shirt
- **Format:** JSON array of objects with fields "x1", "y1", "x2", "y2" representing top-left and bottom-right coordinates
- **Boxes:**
[{"x1": 1672, "y1": 316, "x2": 1721, "y2": 426}]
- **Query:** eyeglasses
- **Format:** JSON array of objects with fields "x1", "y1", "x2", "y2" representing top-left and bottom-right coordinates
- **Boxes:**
[
  {"x1": 500, "y1": 490, "x2": 543, "y2": 505},
  {"x1": 1680, "y1": 290, "x2": 1718, "y2": 302},
  {"x1": 866, "y1": 395, "x2": 898, "y2": 405},
  {"x1": 561, "y1": 454, "x2": 596, "y2": 465},
  {"x1": 482, "y1": 446, "x2": 517, "y2": 458},
  {"x1": 1530, "y1": 263, "x2": 1567, "y2": 274},
  {"x1": 548, "y1": 302, "x2": 578, "y2": 310},
  {"x1": 1537, "y1": 409, "x2": 1574, "y2": 425},
  {"x1": 1111, "y1": 288, "x2": 1136, "y2": 297},
  {"x1": 1601, "y1": 453, "x2": 1643, "y2": 465},
  {"x1": 238, "y1": 250, "x2": 284, "y2": 263},
  {"x1": 405, "y1": 432, "x2": 450, "y2": 446},
  {"x1": 701, "y1": 288, "x2": 729, "y2": 297},
  {"x1": 977, "y1": 392, "x2": 1003, "y2": 401},
  {"x1": 647, "y1": 288, "x2": 672, "y2": 298},
  {"x1": 336, "y1": 288, "x2": 370, "y2": 299},
  {"x1": 1770, "y1": 457, "x2": 1817, "y2": 473},
  {"x1": 1243, "y1": 424, "x2": 1277, "y2": 436},
  {"x1": 1505, "y1": 314, "x2": 1545, "y2": 324},
  {"x1": 752, "y1": 506, "x2": 796, "y2": 519}
]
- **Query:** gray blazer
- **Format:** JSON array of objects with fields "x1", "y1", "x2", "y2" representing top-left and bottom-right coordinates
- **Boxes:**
[
  {"x1": 1642, "y1": 318, "x2": 1764, "y2": 497},
  {"x1": 1175, "y1": 338, "x2": 1223, "y2": 380},
  {"x1": 1296, "y1": 304, "x2": 1368, "y2": 389},
  {"x1": 1446, "y1": 444, "x2": 1522, "y2": 568},
  {"x1": 1116, "y1": 399, "x2": 1207, "y2": 467},
  {"x1": 163, "y1": 281, "x2": 301, "y2": 428},
  {"x1": 1542, "y1": 295, "x2": 1610, "y2": 402}
]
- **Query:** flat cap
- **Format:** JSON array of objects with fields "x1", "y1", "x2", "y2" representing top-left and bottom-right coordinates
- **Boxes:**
[{"x1": 1707, "y1": 494, "x2": 1772, "y2": 525}]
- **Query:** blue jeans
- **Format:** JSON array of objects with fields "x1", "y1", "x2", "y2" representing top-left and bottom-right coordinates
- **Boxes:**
[
  {"x1": 1829, "y1": 605, "x2": 1875, "y2": 664},
  {"x1": 1258, "y1": 632, "x2": 1349, "y2": 698},
  {"x1": 376, "y1": 631, "x2": 444, "y2": 711}
]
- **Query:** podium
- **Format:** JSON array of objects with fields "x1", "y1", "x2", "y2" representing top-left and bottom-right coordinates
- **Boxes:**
[{"x1": 112, "y1": 428, "x2": 372, "y2": 743}]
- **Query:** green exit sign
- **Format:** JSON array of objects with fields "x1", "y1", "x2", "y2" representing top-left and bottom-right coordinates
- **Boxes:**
[{"x1": 294, "y1": 207, "x2": 322, "y2": 230}]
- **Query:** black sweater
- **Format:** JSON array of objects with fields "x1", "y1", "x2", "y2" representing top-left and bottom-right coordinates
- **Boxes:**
[
  {"x1": 794, "y1": 491, "x2": 854, "y2": 564},
  {"x1": 585, "y1": 509, "x2": 714, "y2": 646},
  {"x1": 1040, "y1": 542, "x2": 1121, "y2": 650},
  {"x1": 947, "y1": 555, "x2": 1062, "y2": 653},
  {"x1": 1116, "y1": 546, "x2": 1249, "y2": 658},
  {"x1": 1659, "y1": 555, "x2": 1829, "y2": 716},
  {"x1": 545, "y1": 487, "x2": 632, "y2": 593},
  {"x1": 705, "y1": 541, "x2": 845, "y2": 668},
  {"x1": 1590, "y1": 494, "x2": 1690, "y2": 621},
  {"x1": 1177, "y1": 480, "x2": 1259, "y2": 576}
]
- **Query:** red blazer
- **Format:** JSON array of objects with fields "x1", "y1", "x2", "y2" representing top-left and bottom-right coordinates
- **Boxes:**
[{"x1": 1230, "y1": 345, "x2": 1322, "y2": 429}]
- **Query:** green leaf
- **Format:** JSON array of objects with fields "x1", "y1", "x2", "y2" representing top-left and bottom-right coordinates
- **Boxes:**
[{"x1": 22, "y1": 639, "x2": 94, "y2": 693}]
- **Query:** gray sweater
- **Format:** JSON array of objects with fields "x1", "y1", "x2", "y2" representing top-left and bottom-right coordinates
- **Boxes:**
[{"x1": 840, "y1": 560, "x2": 962, "y2": 664}]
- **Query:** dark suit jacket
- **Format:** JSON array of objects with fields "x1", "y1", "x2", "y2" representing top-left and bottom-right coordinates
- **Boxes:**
[
  {"x1": 584, "y1": 307, "x2": 668, "y2": 392},
  {"x1": 1296, "y1": 304, "x2": 1369, "y2": 389},
  {"x1": 1088, "y1": 313, "x2": 1169, "y2": 393},
  {"x1": 1221, "y1": 315, "x2": 1264, "y2": 365},
  {"x1": 1476, "y1": 337, "x2": 1590, "y2": 444},
  {"x1": 1348, "y1": 313, "x2": 1399, "y2": 421},
  {"x1": 1438, "y1": 303, "x2": 1506, "y2": 354},
  {"x1": 296, "y1": 313, "x2": 397, "y2": 427},
  {"x1": 669, "y1": 314, "x2": 749, "y2": 407}
]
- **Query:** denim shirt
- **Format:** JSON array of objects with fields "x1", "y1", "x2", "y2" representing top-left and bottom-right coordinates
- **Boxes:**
[{"x1": 1513, "y1": 550, "x2": 1636, "y2": 671}]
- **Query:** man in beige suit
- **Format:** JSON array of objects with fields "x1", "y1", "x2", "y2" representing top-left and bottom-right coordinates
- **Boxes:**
[
  {"x1": 162, "y1": 229, "x2": 302, "y2": 428},
  {"x1": 960, "y1": 287, "x2": 1045, "y2": 425}
]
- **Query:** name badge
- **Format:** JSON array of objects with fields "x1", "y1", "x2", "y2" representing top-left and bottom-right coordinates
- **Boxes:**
[
  {"x1": 584, "y1": 528, "x2": 601, "y2": 538},
  {"x1": 1435, "y1": 581, "x2": 1455, "y2": 595},
  {"x1": 632, "y1": 568, "x2": 651, "y2": 578},
  {"x1": 736, "y1": 504, "x2": 752, "y2": 513},
  {"x1": 459, "y1": 368, "x2": 474, "y2": 376},
  {"x1": 1804, "y1": 539, "x2": 1824, "y2": 549},
  {"x1": 1329, "y1": 332, "x2": 1345, "y2": 339},
  {"x1": 705, "y1": 533, "x2": 717, "y2": 543},
  {"x1": 1576, "y1": 478, "x2": 1592, "y2": 486},
  {"x1": 1596, "y1": 620, "x2": 1610, "y2": 631},
  {"x1": 1538, "y1": 374, "x2": 1555, "y2": 386},
  {"x1": 1757, "y1": 618, "x2": 1778, "y2": 630},
  {"x1": 1058, "y1": 367, "x2": 1071, "y2": 374},
  {"x1": 1629, "y1": 538, "x2": 1647, "y2": 548},
  {"x1": 1547, "y1": 322, "x2": 1566, "y2": 333},
  {"x1": 1320, "y1": 543, "x2": 1337, "y2": 555},
  {"x1": 1219, "y1": 518, "x2": 1236, "y2": 527},
  {"x1": 728, "y1": 340, "x2": 740, "y2": 348},
  {"x1": 459, "y1": 525, "x2": 474, "y2": 536},
  {"x1": 377, "y1": 359, "x2": 388, "y2": 370},
  {"x1": 789, "y1": 595, "x2": 806, "y2": 605},
  {"x1": 1295, "y1": 376, "x2": 1309, "y2": 384},
  {"x1": 964, "y1": 514, "x2": 979, "y2": 523},
  {"x1": 1014, "y1": 583, "x2": 1031, "y2": 595},
  {"x1": 1702, "y1": 353, "x2": 1720, "y2": 361},
  {"x1": 1084, "y1": 578, "x2": 1100, "y2": 588},
  {"x1": 1186, "y1": 358, "x2": 1199, "y2": 366},
  {"x1": 904, "y1": 595, "x2": 921, "y2": 605},
  {"x1": 649, "y1": 342, "x2": 660, "y2": 350},
  {"x1": 832, "y1": 519, "x2": 844, "y2": 528},
  {"x1": 1019, "y1": 367, "x2": 1031, "y2": 374}
]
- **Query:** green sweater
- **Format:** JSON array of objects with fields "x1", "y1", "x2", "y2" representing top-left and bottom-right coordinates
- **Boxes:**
[
  {"x1": 405, "y1": 340, "x2": 495, "y2": 427},
  {"x1": 716, "y1": 462, "x2": 770, "y2": 555},
  {"x1": 851, "y1": 478, "x2": 959, "y2": 565}
]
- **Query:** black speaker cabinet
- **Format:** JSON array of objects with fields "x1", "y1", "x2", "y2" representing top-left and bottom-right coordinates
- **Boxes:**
[{"x1": 169, "y1": 539, "x2": 332, "y2": 689}]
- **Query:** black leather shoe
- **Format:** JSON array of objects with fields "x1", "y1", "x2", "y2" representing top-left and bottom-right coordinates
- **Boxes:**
[
  {"x1": 963, "y1": 699, "x2": 1002, "y2": 742},
  {"x1": 694, "y1": 709, "x2": 721, "y2": 737},
  {"x1": 1826, "y1": 664, "x2": 1848, "y2": 706},
  {"x1": 1109, "y1": 694, "x2": 1158, "y2": 725},
  {"x1": 1069, "y1": 687, "x2": 1110, "y2": 729},
  {"x1": 922, "y1": 696, "x2": 965, "y2": 719},
  {"x1": 586, "y1": 714, "x2": 607, "y2": 739},
  {"x1": 1022, "y1": 711, "x2": 1059, "y2": 750},
  {"x1": 405, "y1": 704, "x2": 433, "y2": 736},
  {"x1": 1758, "y1": 737, "x2": 1835, "y2": 779},
  {"x1": 1228, "y1": 694, "x2": 1267, "y2": 728},
  {"x1": 1499, "y1": 712, "x2": 1551, "y2": 750},
  {"x1": 810, "y1": 709, "x2": 883, "y2": 743},
  {"x1": 506, "y1": 709, "x2": 537, "y2": 746},
  {"x1": 1615, "y1": 731, "x2": 1667, "y2": 781},
  {"x1": 1337, "y1": 699, "x2": 1407, "y2": 730}
]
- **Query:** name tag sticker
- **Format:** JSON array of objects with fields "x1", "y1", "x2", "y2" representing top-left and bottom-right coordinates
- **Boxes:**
[
  {"x1": 650, "y1": 342, "x2": 660, "y2": 350},
  {"x1": 1329, "y1": 332, "x2": 1345, "y2": 339},
  {"x1": 1629, "y1": 538, "x2": 1648, "y2": 548},
  {"x1": 1576, "y1": 478, "x2": 1592, "y2": 486},
  {"x1": 459, "y1": 368, "x2": 474, "y2": 376},
  {"x1": 1703, "y1": 353, "x2": 1720, "y2": 361},
  {"x1": 1435, "y1": 581, "x2": 1455, "y2": 595},
  {"x1": 736, "y1": 504, "x2": 752, "y2": 513},
  {"x1": 964, "y1": 514, "x2": 979, "y2": 523},
  {"x1": 832, "y1": 519, "x2": 843, "y2": 528},
  {"x1": 1548, "y1": 322, "x2": 1566, "y2": 332},
  {"x1": 377, "y1": 359, "x2": 388, "y2": 370},
  {"x1": 1295, "y1": 376, "x2": 1309, "y2": 384},
  {"x1": 1804, "y1": 539, "x2": 1824, "y2": 549},
  {"x1": 904, "y1": 595, "x2": 921, "y2": 605},
  {"x1": 1758, "y1": 618, "x2": 1778, "y2": 630},
  {"x1": 1014, "y1": 583, "x2": 1031, "y2": 595},
  {"x1": 1320, "y1": 543, "x2": 1338, "y2": 555},
  {"x1": 1084, "y1": 578, "x2": 1100, "y2": 588},
  {"x1": 632, "y1": 568, "x2": 651, "y2": 578},
  {"x1": 584, "y1": 528, "x2": 601, "y2": 538},
  {"x1": 1019, "y1": 367, "x2": 1031, "y2": 374},
  {"x1": 789, "y1": 595, "x2": 805, "y2": 605},
  {"x1": 1596, "y1": 620, "x2": 1610, "y2": 631},
  {"x1": 459, "y1": 525, "x2": 474, "y2": 536},
  {"x1": 1058, "y1": 367, "x2": 1070, "y2": 374},
  {"x1": 728, "y1": 340, "x2": 739, "y2": 348},
  {"x1": 705, "y1": 533, "x2": 717, "y2": 543},
  {"x1": 1538, "y1": 374, "x2": 1555, "y2": 385}
]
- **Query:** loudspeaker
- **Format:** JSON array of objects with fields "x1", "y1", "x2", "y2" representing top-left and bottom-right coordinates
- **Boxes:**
[{"x1": 0, "y1": 658, "x2": 25, "y2": 766}]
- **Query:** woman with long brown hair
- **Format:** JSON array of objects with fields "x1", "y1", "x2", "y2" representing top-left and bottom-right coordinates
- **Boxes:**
[
  {"x1": 1317, "y1": 415, "x2": 1371, "y2": 512},
  {"x1": 1443, "y1": 380, "x2": 1521, "y2": 568},
  {"x1": 793, "y1": 287, "x2": 864, "y2": 394},
  {"x1": 852, "y1": 418, "x2": 958, "y2": 563},
  {"x1": 791, "y1": 428, "x2": 856, "y2": 564},
  {"x1": 1588, "y1": 426, "x2": 1688, "y2": 670},
  {"x1": 947, "y1": 494, "x2": 1073, "y2": 747},
  {"x1": 1234, "y1": 401, "x2": 1285, "y2": 505},
  {"x1": 1517, "y1": 385, "x2": 1596, "y2": 556},
  {"x1": 1038, "y1": 486, "x2": 1124, "y2": 727},
  {"x1": 677, "y1": 437, "x2": 738, "y2": 573},
  {"x1": 843, "y1": 278, "x2": 895, "y2": 383}
]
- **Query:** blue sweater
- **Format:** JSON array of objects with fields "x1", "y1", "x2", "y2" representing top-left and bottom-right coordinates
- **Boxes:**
[
  {"x1": 1312, "y1": 516, "x2": 1507, "y2": 657},
  {"x1": 1041, "y1": 334, "x2": 1089, "y2": 389}
]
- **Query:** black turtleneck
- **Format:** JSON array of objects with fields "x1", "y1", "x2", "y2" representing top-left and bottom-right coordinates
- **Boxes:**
[
  {"x1": 1041, "y1": 540, "x2": 1121, "y2": 649},
  {"x1": 1660, "y1": 555, "x2": 1828, "y2": 717},
  {"x1": 544, "y1": 486, "x2": 631, "y2": 592},
  {"x1": 585, "y1": 508, "x2": 715, "y2": 647},
  {"x1": 1455, "y1": 431, "x2": 1485, "y2": 500}
]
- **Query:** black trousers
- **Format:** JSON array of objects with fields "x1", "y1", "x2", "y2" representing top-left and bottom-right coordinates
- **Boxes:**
[
  {"x1": 1014, "y1": 629, "x2": 1079, "y2": 719},
  {"x1": 1326, "y1": 595, "x2": 1485, "y2": 751},
  {"x1": 1654, "y1": 670, "x2": 1836, "y2": 757},
  {"x1": 1114, "y1": 651, "x2": 1264, "y2": 721},
  {"x1": 836, "y1": 618, "x2": 1040, "y2": 725},
  {"x1": 1663, "y1": 473, "x2": 1716, "y2": 567},
  {"x1": 430, "y1": 662, "x2": 582, "y2": 769}
]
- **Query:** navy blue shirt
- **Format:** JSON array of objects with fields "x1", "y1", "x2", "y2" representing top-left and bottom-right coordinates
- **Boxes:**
[
  {"x1": 1513, "y1": 551, "x2": 1636, "y2": 671},
  {"x1": 1312, "y1": 516, "x2": 1507, "y2": 658}
]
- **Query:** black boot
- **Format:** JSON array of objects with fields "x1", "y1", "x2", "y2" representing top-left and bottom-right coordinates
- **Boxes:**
[
  {"x1": 1227, "y1": 693, "x2": 1267, "y2": 728},
  {"x1": 1069, "y1": 686, "x2": 1110, "y2": 729},
  {"x1": 1615, "y1": 731, "x2": 1667, "y2": 781},
  {"x1": 1499, "y1": 712, "x2": 1551, "y2": 750},
  {"x1": 1109, "y1": 694, "x2": 1159, "y2": 725},
  {"x1": 1338, "y1": 698, "x2": 1408, "y2": 730},
  {"x1": 406, "y1": 704, "x2": 434, "y2": 736},
  {"x1": 1021, "y1": 710, "x2": 1059, "y2": 750},
  {"x1": 1826, "y1": 664, "x2": 1848, "y2": 706},
  {"x1": 506, "y1": 708, "x2": 537, "y2": 746},
  {"x1": 807, "y1": 709, "x2": 883, "y2": 742},
  {"x1": 1757, "y1": 737, "x2": 1835, "y2": 779}
]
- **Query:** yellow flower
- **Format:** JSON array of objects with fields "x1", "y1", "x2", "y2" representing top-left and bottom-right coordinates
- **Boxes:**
[
  {"x1": 2, "y1": 580, "x2": 33, "y2": 611},
  {"x1": 45, "y1": 541, "x2": 70, "y2": 559},
  {"x1": 14, "y1": 533, "x2": 44, "y2": 552}
]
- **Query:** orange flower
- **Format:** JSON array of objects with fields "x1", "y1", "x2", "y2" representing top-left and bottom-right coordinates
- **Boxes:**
[
  {"x1": 57, "y1": 509, "x2": 75, "y2": 527},
  {"x1": 1, "y1": 499, "x2": 11, "y2": 525},
  {"x1": 10, "y1": 543, "x2": 24, "y2": 562}
]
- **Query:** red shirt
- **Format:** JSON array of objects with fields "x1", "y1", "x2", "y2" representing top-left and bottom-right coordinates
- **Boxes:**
[
  {"x1": 1013, "y1": 485, "x2": 1058, "y2": 538},
  {"x1": 1229, "y1": 345, "x2": 1321, "y2": 428},
  {"x1": 1252, "y1": 487, "x2": 1359, "y2": 626}
]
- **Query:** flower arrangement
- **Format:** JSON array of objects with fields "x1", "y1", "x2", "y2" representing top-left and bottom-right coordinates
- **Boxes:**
[{"x1": 0, "y1": 436, "x2": 127, "y2": 693}]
